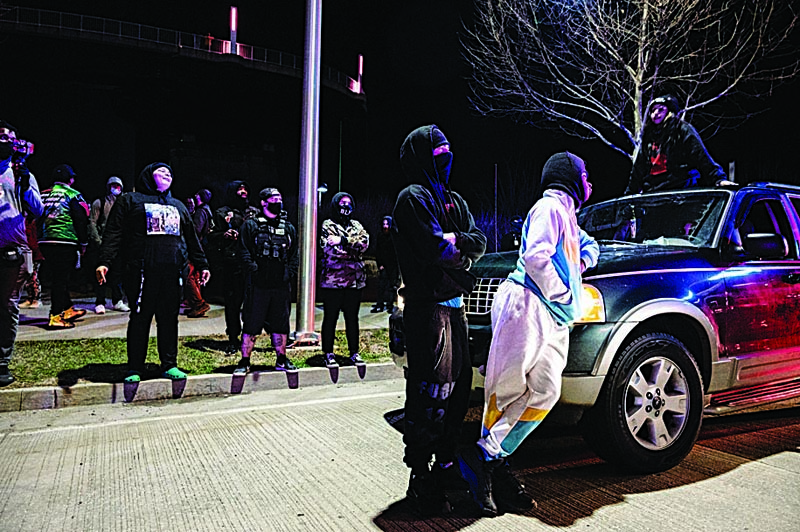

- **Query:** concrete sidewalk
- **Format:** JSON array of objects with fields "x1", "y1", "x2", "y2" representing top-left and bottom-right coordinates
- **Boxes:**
[
  {"x1": 2, "y1": 299, "x2": 402, "y2": 413},
  {"x1": 17, "y1": 298, "x2": 394, "y2": 340}
]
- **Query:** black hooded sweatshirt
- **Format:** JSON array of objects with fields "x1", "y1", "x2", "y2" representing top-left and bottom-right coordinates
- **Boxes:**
[
  {"x1": 626, "y1": 100, "x2": 726, "y2": 195},
  {"x1": 98, "y1": 163, "x2": 208, "y2": 276},
  {"x1": 208, "y1": 180, "x2": 250, "y2": 261},
  {"x1": 392, "y1": 125, "x2": 486, "y2": 303}
]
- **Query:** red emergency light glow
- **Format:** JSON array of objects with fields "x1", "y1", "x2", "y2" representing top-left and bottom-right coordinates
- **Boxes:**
[{"x1": 230, "y1": 6, "x2": 238, "y2": 32}]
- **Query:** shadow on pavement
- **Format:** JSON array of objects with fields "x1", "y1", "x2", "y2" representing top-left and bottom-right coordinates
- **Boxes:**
[
  {"x1": 182, "y1": 338, "x2": 231, "y2": 353},
  {"x1": 374, "y1": 406, "x2": 800, "y2": 530},
  {"x1": 57, "y1": 362, "x2": 129, "y2": 387}
]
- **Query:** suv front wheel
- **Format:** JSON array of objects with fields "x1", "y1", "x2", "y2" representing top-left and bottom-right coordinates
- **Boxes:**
[{"x1": 580, "y1": 332, "x2": 704, "y2": 473}]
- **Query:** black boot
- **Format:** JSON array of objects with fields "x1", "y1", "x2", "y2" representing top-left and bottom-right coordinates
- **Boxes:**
[
  {"x1": 456, "y1": 444, "x2": 499, "y2": 517},
  {"x1": 492, "y1": 458, "x2": 536, "y2": 511},
  {"x1": 406, "y1": 469, "x2": 450, "y2": 517},
  {"x1": 0, "y1": 365, "x2": 14, "y2": 387}
]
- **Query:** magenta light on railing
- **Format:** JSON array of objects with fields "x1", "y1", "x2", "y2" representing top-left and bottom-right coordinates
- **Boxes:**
[{"x1": 230, "y1": 6, "x2": 238, "y2": 32}]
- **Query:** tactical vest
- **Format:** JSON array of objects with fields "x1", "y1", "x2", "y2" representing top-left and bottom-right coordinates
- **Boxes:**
[{"x1": 254, "y1": 217, "x2": 290, "y2": 262}]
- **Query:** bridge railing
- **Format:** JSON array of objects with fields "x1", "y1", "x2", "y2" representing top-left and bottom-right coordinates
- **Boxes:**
[{"x1": 0, "y1": 5, "x2": 361, "y2": 94}]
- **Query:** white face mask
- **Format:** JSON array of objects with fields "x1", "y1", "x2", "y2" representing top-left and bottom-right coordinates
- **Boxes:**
[{"x1": 110, "y1": 186, "x2": 122, "y2": 196}]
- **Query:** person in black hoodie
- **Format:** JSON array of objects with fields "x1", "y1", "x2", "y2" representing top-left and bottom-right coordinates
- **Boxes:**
[
  {"x1": 371, "y1": 215, "x2": 400, "y2": 313},
  {"x1": 392, "y1": 124, "x2": 487, "y2": 515},
  {"x1": 96, "y1": 163, "x2": 210, "y2": 383},
  {"x1": 625, "y1": 94, "x2": 732, "y2": 195},
  {"x1": 208, "y1": 180, "x2": 250, "y2": 354}
]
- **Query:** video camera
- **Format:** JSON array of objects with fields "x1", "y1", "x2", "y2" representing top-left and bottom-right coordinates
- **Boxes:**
[{"x1": 11, "y1": 138, "x2": 34, "y2": 163}]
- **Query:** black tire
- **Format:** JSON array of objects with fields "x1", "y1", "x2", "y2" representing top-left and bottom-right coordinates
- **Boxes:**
[{"x1": 580, "y1": 332, "x2": 704, "y2": 473}]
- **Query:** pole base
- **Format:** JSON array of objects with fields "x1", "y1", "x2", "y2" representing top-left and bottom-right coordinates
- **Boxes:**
[{"x1": 289, "y1": 330, "x2": 321, "y2": 348}]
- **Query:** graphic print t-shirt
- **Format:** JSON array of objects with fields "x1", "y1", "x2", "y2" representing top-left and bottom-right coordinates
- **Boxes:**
[{"x1": 145, "y1": 203, "x2": 180, "y2": 236}]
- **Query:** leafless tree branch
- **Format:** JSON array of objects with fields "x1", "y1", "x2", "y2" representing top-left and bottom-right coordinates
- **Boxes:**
[{"x1": 462, "y1": 0, "x2": 799, "y2": 160}]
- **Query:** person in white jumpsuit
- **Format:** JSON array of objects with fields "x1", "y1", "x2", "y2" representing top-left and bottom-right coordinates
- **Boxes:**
[{"x1": 458, "y1": 152, "x2": 599, "y2": 517}]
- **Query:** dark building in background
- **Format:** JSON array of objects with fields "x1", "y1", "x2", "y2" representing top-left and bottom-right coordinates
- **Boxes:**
[{"x1": 0, "y1": 7, "x2": 368, "y2": 211}]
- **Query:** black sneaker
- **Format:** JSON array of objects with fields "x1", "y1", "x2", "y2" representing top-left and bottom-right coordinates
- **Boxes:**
[
  {"x1": 406, "y1": 471, "x2": 449, "y2": 517},
  {"x1": 350, "y1": 353, "x2": 365, "y2": 366},
  {"x1": 324, "y1": 353, "x2": 338, "y2": 368},
  {"x1": 232, "y1": 358, "x2": 250, "y2": 376},
  {"x1": 456, "y1": 444, "x2": 499, "y2": 517},
  {"x1": 492, "y1": 459, "x2": 536, "y2": 511},
  {"x1": 431, "y1": 461, "x2": 469, "y2": 492},
  {"x1": 275, "y1": 357, "x2": 297, "y2": 371}
]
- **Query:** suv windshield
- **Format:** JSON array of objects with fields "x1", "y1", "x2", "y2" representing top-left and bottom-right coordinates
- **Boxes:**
[{"x1": 578, "y1": 191, "x2": 730, "y2": 248}]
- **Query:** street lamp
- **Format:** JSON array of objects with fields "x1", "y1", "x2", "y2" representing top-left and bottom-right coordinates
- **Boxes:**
[{"x1": 317, "y1": 182, "x2": 328, "y2": 207}]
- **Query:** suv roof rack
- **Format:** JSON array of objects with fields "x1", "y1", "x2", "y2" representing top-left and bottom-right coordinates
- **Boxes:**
[{"x1": 748, "y1": 182, "x2": 800, "y2": 192}]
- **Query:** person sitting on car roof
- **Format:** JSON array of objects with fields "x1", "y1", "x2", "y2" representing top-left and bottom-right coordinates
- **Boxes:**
[{"x1": 625, "y1": 94, "x2": 733, "y2": 195}]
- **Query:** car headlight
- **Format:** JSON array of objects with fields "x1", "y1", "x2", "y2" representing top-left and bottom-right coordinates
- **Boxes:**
[{"x1": 576, "y1": 283, "x2": 605, "y2": 323}]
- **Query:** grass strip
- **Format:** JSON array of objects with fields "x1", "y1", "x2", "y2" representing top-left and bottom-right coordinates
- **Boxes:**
[{"x1": 6, "y1": 329, "x2": 391, "y2": 389}]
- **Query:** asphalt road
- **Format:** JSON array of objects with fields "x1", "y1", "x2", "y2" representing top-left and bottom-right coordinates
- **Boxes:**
[{"x1": 0, "y1": 378, "x2": 798, "y2": 531}]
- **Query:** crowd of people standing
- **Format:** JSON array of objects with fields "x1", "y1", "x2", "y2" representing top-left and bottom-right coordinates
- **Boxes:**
[
  {"x1": 0, "y1": 121, "x2": 401, "y2": 387},
  {"x1": 1, "y1": 100, "x2": 732, "y2": 518}
]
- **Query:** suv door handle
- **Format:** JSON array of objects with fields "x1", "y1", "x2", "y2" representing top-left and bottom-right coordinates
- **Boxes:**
[{"x1": 782, "y1": 273, "x2": 800, "y2": 284}]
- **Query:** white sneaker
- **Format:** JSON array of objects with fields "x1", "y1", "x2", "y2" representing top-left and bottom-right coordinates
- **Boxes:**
[
  {"x1": 112, "y1": 301, "x2": 130, "y2": 312},
  {"x1": 94, "y1": 304, "x2": 106, "y2": 315}
]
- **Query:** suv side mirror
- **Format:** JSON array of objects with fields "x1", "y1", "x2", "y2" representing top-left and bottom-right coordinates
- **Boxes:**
[{"x1": 742, "y1": 233, "x2": 788, "y2": 259}]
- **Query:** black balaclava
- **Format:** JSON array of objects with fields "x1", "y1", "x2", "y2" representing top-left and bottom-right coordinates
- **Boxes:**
[
  {"x1": 540, "y1": 152, "x2": 587, "y2": 208},
  {"x1": 135, "y1": 162, "x2": 171, "y2": 195},
  {"x1": 260, "y1": 187, "x2": 283, "y2": 216},
  {"x1": 381, "y1": 215, "x2": 392, "y2": 232},
  {"x1": 331, "y1": 192, "x2": 354, "y2": 225},
  {"x1": 399, "y1": 124, "x2": 453, "y2": 209}
]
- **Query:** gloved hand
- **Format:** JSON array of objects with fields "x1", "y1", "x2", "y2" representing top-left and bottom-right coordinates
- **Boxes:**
[{"x1": 12, "y1": 162, "x2": 30, "y2": 191}]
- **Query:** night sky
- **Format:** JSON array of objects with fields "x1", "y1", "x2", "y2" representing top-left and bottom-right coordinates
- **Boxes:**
[{"x1": 4, "y1": 1, "x2": 799, "y2": 211}]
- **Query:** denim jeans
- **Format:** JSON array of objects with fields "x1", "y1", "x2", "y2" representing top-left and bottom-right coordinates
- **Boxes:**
[{"x1": 0, "y1": 258, "x2": 28, "y2": 366}]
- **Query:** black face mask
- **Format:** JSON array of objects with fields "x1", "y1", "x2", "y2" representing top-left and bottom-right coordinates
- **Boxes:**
[
  {"x1": 266, "y1": 201, "x2": 283, "y2": 216},
  {"x1": 338, "y1": 204, "x2": 352, "y2": 217},
  {"x1": 434, "y1": 151, "x2": 453, "y2": 185},
  {"x1": 0, "y1": 142, "x2": 13, "y2": 162}
]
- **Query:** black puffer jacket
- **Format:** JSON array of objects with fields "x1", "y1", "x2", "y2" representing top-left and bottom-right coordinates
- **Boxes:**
[
  {"x1": 392, "y1": 125, "x2": 486, "y2": 303},
  {"x1": 98, "y1": 163, "x2": 208, "y2": 277}
]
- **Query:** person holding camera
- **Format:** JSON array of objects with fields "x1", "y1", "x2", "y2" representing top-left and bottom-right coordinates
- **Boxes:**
[
  {"x1": 0, "y1": 120, "x2": 43, "y2": 386},
  {"x1": 233, "y1": 187, "x2": 299, "y2": 374}
]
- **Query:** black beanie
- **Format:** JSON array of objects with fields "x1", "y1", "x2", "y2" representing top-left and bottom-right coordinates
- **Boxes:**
[{"x1": 541, "y1": 152, "x2": 587, "y2": 207}]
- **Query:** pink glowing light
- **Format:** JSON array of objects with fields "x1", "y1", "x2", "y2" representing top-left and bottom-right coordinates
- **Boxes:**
[{"x1": 230, "y1": 6, "x2": 238, "y2": 32}]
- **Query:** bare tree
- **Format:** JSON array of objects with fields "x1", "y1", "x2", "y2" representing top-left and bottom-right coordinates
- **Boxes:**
[{"x1": 463, "y1": 0, "x2": 799, "y2": 159}]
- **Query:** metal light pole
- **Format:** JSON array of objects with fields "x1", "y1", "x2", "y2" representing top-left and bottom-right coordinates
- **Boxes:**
[{"x1": 293, "y1": 0, "x2": 322, "y2": 346}]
